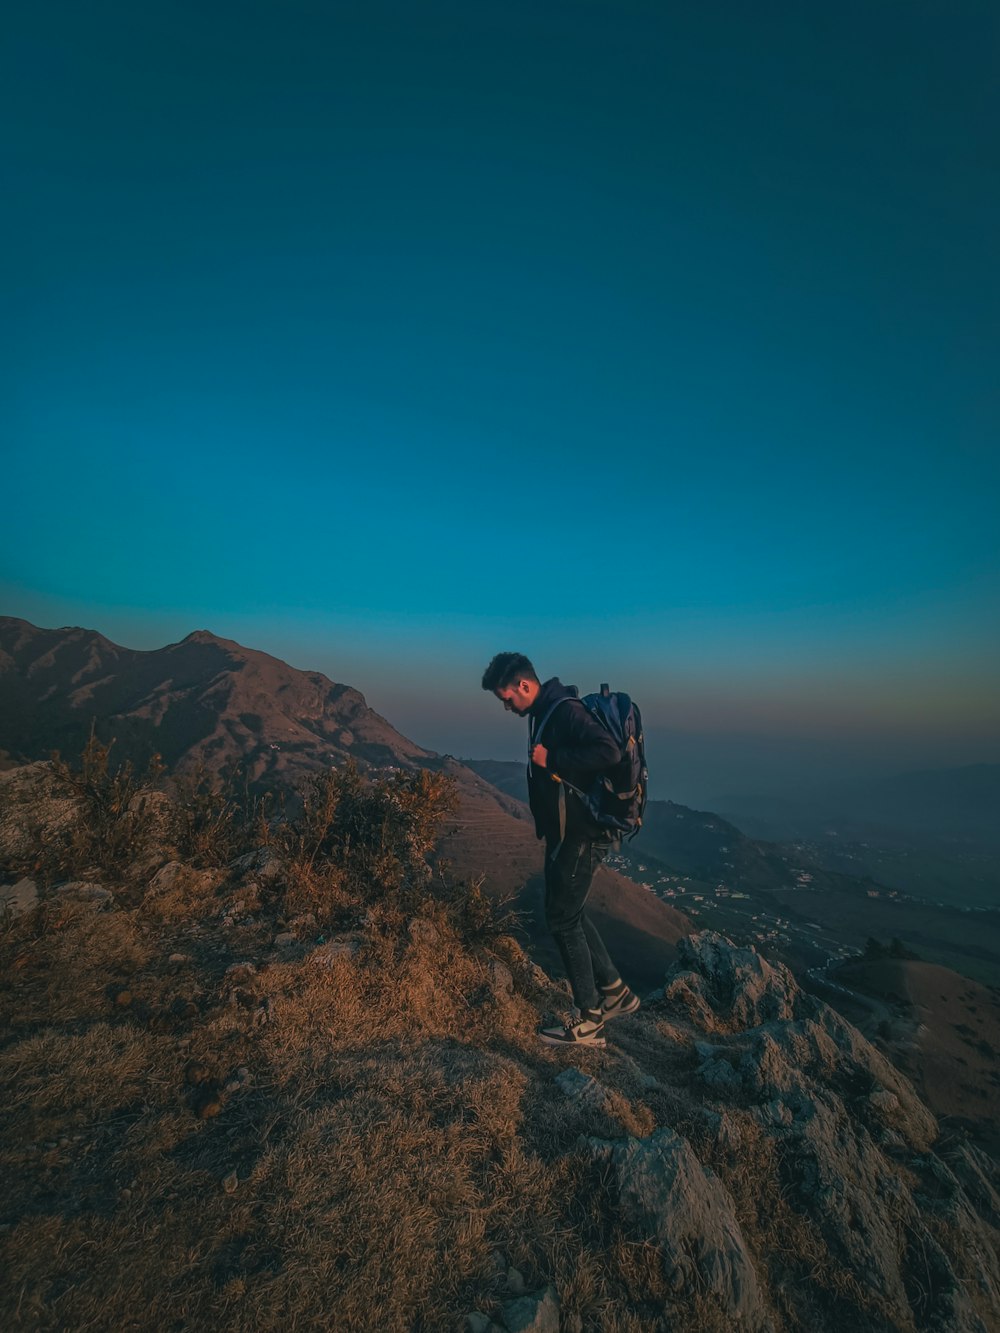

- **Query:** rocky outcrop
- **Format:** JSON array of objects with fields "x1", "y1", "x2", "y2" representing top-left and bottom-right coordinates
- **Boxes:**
[
  {"x1": 579, "y1": 1126, "x2": 772, "y2": 1330},
  {"x1": 665, "y1": 932, "x2": 804, "y2": 1033},
  {"x1": 0, "y1": 761, "x2": 80, "y2": 871},
  {"x1": 582, "y1": 930, "x2": 1000, "y2": 1332}
]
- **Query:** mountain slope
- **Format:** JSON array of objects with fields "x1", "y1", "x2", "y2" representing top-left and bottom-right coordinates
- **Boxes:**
[
  {"x1": 0, "y1": 616, "x2": 431, "y2": 779},
  {"x1": 831, "y1": 955, "x2": 1000, "y2": 1158}
]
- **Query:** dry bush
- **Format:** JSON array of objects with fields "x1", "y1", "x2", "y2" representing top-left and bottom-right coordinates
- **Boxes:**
[
  {"x1": 167, "y1": 761, "x2": 272, "y2": 868},
  {"x1": 276, "y1": 762, "x2": 453, "y2": 901},
  {"x1": 43, "y1": 726, "x2": 166, "y2": 883},
  {"x1": 281, "y1": 858, "x2": 354, "y2": 926}
]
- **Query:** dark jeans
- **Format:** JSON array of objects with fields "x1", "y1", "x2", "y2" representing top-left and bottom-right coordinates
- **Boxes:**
[{"x1": 543, "y1": 830, "x2": 620, "y2": 1014}]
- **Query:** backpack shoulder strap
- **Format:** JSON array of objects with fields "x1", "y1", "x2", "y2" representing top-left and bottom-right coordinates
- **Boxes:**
[{"x1": 529, "y1": 695, "x2": 574, "y2": 751}]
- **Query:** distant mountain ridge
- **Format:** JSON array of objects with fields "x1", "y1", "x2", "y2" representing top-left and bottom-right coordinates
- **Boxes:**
[{"x1": 0, "y1": 616, "x2": 431, "y2": 780}]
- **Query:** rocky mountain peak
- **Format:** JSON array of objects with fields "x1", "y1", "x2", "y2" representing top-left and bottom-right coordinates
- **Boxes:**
[{"x1": 176, "y1": 629, "x2": 238, "y2": 649}]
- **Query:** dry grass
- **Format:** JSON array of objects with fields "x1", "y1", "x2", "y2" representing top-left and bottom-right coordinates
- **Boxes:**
[
  {"x1": 0, "y1": 861, "x2": 739, "y2": 1333},
  {"x1": 0, "y1": 900, "x2": 154, "y2": 1031},
  {"x1": 0, "y1": 893, "x2": 940, "y2": 1333}
]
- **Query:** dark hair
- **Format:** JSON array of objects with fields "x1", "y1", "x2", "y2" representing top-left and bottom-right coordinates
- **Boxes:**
[{"x1": 481, "y1": 652, "x2": 539, "y2": 692}]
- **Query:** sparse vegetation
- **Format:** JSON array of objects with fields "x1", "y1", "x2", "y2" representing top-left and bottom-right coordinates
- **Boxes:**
[
  {"x1": 168, "y1": 760, "x2": 273, "y2": 868},
  {"x1": 41, "y1": 724, "x2": 166, "y2": 883}
]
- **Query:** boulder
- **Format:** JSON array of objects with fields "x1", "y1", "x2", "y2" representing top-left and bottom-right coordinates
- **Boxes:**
[
  {"x1": 228, "y1": 846, "x2": 286, "y2": 883},
  {"x1": 668, "y1": 931, "x2": 802, "y2": 1032},
  {"x1": 499, "y1": 1283, "x2": 560, "y2": 1333},
  {"x1": 0, "y1": 762, "x2": 80, "y2": 867},
  {"x1": 1, "y1": 876, "x2": 38, "y2": 918},
  {"x1": 555, "y1": 1067, "x2": 611, "y2": 1112},
  {"x1": 579, "y1": 1127, "x2": 771, "y2": 1330}
]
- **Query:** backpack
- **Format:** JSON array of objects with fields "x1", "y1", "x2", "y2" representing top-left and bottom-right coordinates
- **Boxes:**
[{"x1": 534, "y1": 683, "x2": 648, "y2": 846}]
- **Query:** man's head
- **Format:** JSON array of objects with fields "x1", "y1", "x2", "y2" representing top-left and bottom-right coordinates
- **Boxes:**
[{"x1": 481, "y1": 651, "x2": 540, "y2": 716}]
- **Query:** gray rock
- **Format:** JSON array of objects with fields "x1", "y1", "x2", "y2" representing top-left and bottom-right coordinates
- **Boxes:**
[
  {"x1": 554, "y1": 1067, "x2": 610, "y2": 1110},
  {"x1": 579, "y1": 1126, "x2": 770, "y2": 1330},
  {"x1": 756, "y1": 1098, "x2": 793, "y2": 1128},
  {"x1": 698, "y1": 1050, "x2": 742, "y2": 1091},
  {"x1": 464, "y1": 1315, "x2": 491, "y2": 1333},
  {"x1": 668, "y1": 930, "x2": 802, "y2": 1031},
  {"x1": 308, "y1": 936, "x2": 363, "y2": 968},
  {"x1": 488, "y1": 959, "x2": 514, "y2": 997},
  {"x1": 147, "y1": 862, "x2": 183, "y2": 894},
  {"x1": 613, "y1": 1051, "x2": 661, "y2": 1091},
  {"x1": 56, "y1": 880, "x2": 112, "y2": 903},
  {"x1": 500, "y1": 1283, "x2": 560, "y2": 1333},
  {"x1": 228, "y1": 847, "x2": 285, "y2": 882},
  {"x1": 1, "y1": 877, "x2": 38, "y2": 918},
  {"x1": 506, "y1": 1266, "x2": 526, "y2": 1293},
  {"x1": 145, "y1": 861, "x2": 219, "y2": 904},
  {"x1": 273, "y1": 932, "x2": 297, "y2": 948},
  {"x1": 660, "y1": 937, "x2": 1000, "y2": 1331}
]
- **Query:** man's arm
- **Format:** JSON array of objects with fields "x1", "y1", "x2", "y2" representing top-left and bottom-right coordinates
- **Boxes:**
[{"x1": 545, "y1": 700, "x2": 621, "y2": 776}]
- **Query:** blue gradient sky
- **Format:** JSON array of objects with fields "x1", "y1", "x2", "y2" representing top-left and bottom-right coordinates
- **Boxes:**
[{"x1": 3, "y1": 1, "x2": 998, "y2": 804}]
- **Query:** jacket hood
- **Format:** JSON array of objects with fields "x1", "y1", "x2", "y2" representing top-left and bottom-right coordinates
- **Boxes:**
[
  {"x1": 529, "y1": 677, "x2": 579, "y2": 744},
  {"x1": 530, "y1": 677, "x2": 578, "y2": 717}
]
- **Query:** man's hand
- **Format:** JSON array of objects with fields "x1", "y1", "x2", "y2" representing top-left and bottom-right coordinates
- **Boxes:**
[{"x1": 531, "y1": 744, "x2": 549, "y2": 768}]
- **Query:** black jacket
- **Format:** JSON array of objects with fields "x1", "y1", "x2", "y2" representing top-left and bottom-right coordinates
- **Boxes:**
[{"x1": 526, "y1": 677, "x2": 622, "y2": 841}]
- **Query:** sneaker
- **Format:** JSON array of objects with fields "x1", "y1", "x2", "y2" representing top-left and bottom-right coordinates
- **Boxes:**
[
  {"x1": 537, "y1": 1007, "x2": 607, "y2": 1047},
  {"x1": 599, "y1": 984, "x2": 641, "y2": 1020}
]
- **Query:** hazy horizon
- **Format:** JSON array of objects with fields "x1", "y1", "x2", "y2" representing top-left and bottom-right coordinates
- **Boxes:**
[{"x1": 3, "y1": 604, "x2": 996, "y2": 811}]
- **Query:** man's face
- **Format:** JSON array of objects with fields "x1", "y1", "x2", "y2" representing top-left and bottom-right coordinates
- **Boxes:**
[{"x1": 495, "y1": 679, "x2": 535, "y2": 715}]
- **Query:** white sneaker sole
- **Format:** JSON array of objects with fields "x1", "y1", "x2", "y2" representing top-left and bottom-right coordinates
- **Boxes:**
[{"x1": 537, "y1": 1026, "x2": 607, "y2": 1047}]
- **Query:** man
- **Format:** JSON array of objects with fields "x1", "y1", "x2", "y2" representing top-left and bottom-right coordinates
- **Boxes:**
[{"x1": 481, "y1": 651, "x2": 641, "y2": 1047}]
